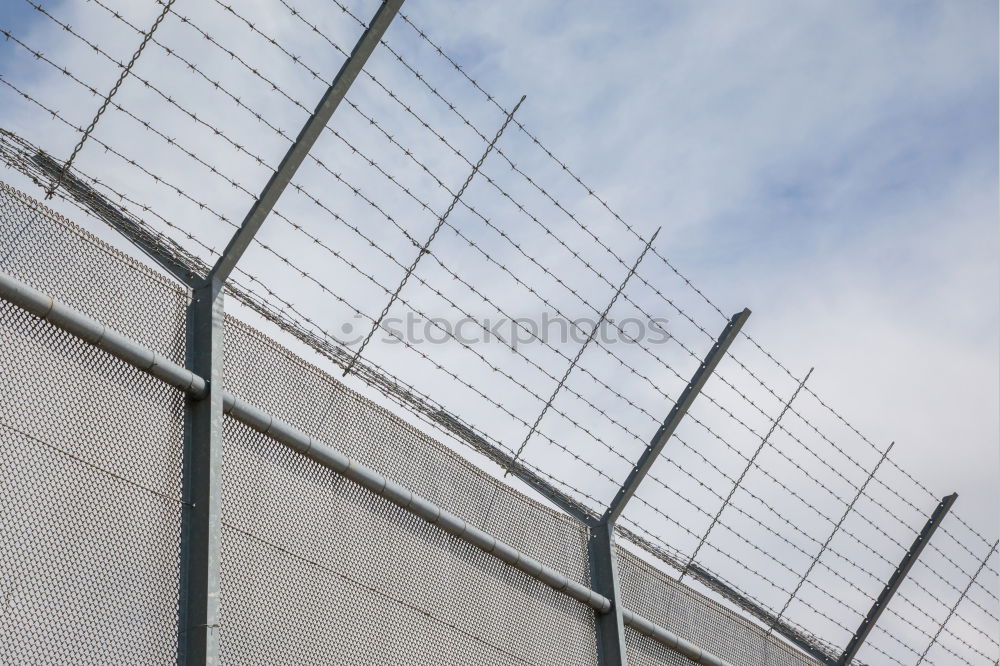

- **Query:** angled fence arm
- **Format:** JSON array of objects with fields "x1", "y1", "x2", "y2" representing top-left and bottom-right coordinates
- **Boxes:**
[
  {"x1": 209, "y1": 0, "x2": 404, "y2": 284},
  {"x1": 0, "y1": 268, "x2": 742, "y2": 666},
  {"x1": 602, "y1": 308, "x2": 750, "y2": 524},
  {"x1": 588, "y1": 307, "x2": 749, "y2": 665},
  {"x1": 837, "y1": 493, "x2": 958, "y2": 666}
]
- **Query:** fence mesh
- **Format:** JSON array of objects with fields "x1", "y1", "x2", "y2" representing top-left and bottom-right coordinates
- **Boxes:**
[
  {"x1": 0, "y1": 179, "x2": 828, "y2": 665},
  {"x1": 618, "y1": 548, "x2": 816, "y2": 666},
  {"x1": 0, "y1": 184, "x2": 187, "y2": 664}
]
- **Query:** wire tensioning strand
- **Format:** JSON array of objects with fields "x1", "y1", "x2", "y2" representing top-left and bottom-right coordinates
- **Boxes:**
[
  {"x1": 680, "y1": 367, "x2": 813, "y2": 582},
  {"x1": 511, "y1": 227, "x2": 661, "y2": 469},
  {"x1": 43, "y1": 0, "x2": 175, "y2": 199},
  {"x1": 343, "y1": 94, "x2": 526, "y2": 377}
]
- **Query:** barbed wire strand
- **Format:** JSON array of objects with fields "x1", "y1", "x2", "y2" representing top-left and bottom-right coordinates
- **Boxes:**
[
  {"x1": 390, "y1": 2, "x2": 1000, "y2": 579},
  {"x1": 5, "y1": 3, "x2": 992, "y2": 660},
  {"x1": 44, "y1": 0, "x2": 175, "y2": 199}
]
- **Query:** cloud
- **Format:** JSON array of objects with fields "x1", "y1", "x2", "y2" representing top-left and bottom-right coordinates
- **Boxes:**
[{"x1": 0, "y1": 0, "x2": 995, "y2": 658}]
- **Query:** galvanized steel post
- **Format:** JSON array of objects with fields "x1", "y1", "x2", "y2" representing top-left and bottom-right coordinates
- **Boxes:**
[
  {"x1": 177, "y1": 5, "x2": 403, "y2": 662},
  {"x1": 603, "y1": 309, "x2": 751, "y2": 524},
  {"x1": 589, "y1": 520, "x2": 630, "y2": 666},
  {"x1": 179, "y1": 278, "x2": 225, "y2": 665}
]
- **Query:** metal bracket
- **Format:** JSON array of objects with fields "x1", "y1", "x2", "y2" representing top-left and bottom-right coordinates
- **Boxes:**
[
  {"x1": 836, "y1": 493, "x2": 957, "y2": 666},
  {"x1": 603, "y1": 308, "x2": 750, "y2": 524}
]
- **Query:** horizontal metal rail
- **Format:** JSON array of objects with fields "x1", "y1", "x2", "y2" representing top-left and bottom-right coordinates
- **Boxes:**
[
  {"x1": 0, "y1": 269, "x2": 738, "y2": 666},
  {"x1": 623, "y1": 610, "x2": 734, "y2": 666},
  {"x1": 0, "y1": 271, "x2": 206, "y2": 397}
]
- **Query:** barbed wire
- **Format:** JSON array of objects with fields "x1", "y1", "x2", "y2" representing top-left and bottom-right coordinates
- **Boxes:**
[
  {"x1": 681, "y1": 368, "x2": 813, "y2": 582},
  {"x1": 122, "y1": 0, "x2": 720, "y2": 435},
  {"x1": 3, "y1": 1, "x2": 996, "y2": 659},
  {"x1": 15, "y1": 7, "x2": 1000, "y2": 640},
  {"x1": 43, "y1": 0, "x2": 175, "y2": 199},
  {"x1": 344, "y1": 94, "x2": 525, "y2": 376},
  {"x1": 253, "y1": 0, "x2": 1000, "y2": 645},
  {"x1": 617, "y1": 517, "x2": 929, "y2": 666},
  {"x1": 251, "y1": 3, "x2": 988, "y2": 594},
  {"x1": 322, "y1": 0, "x2": 964, "y2": 551},
  {"x1": 391, "y1": 0, "x2": 1000, "y2": 586},
  {"x1": 0, "y1": 98, "x2": 984, "y2": 664}
]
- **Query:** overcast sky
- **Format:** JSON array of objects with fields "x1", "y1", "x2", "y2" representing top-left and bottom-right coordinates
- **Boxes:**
[{"x1": 0, "y1": 0, "x2": 996, "y2": 662}]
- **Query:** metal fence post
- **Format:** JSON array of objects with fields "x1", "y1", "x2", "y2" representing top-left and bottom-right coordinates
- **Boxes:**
[
  {"x1": 179, "y1": 277, "x2": 225, "y2": 665},
  {"x1": 587, "y1": 309, "x2": 749, "y2": 666},
  {"x1": 175, "y1": 5, "x2": 403, "y2": 662},
  {"x1": 589, "y1": 519, "x2": 630, "y2": 666}
]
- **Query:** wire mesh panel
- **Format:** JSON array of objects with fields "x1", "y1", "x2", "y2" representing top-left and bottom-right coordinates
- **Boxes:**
[
  {"x1": 224, "y1": 316, "x2": 593, "y2": 585},
  {"x1": 617, "y1": 548, "x2": 820, "y2": 666},
  {"x1": 0, "y1": 181, "x2": 189, "y2": 364},
  {"x1": 220, "y1": 317, "x2": 598, "y2": 665},
  {"x1": 0, "y1": 186, "x2": 187, "y2": 663}
]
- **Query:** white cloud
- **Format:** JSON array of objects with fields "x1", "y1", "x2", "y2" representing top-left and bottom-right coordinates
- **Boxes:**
[{"x1": 0, "y1": 0, "x2": 995, "y2": 659}]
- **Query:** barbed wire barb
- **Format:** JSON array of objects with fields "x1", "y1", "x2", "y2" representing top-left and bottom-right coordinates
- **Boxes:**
[
  {"x1": 43, "y1": 0, "x2": 175, "y2": 200},
  {"x1": 343, "y1": 94, "x2": 526, "y2": 377}
]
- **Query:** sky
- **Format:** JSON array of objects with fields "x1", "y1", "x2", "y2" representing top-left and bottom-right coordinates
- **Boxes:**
[{"x1": 0, "y1": 0, "x2": 996, "y2": 663}]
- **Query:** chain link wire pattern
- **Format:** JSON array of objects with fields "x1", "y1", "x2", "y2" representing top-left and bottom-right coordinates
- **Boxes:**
[
  {"x1": 0, "y1": 183, "x2": 187, "y2": 664},
  {"x1": 0, "y1": 0, "x2": 997, "y2": 661},
  {"x1": 0, "y1": 183, "x2": 831, "y2": 665}
]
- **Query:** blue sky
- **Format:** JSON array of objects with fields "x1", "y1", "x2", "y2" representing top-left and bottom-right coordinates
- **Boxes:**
[{"x1": 0, "y1": 0, "x2": 996, "y2": 660}]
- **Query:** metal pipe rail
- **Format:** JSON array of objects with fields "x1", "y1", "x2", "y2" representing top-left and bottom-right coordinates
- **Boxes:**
[{"x1": 0, "y1": 270, "x2": 737, "y2": 666}]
